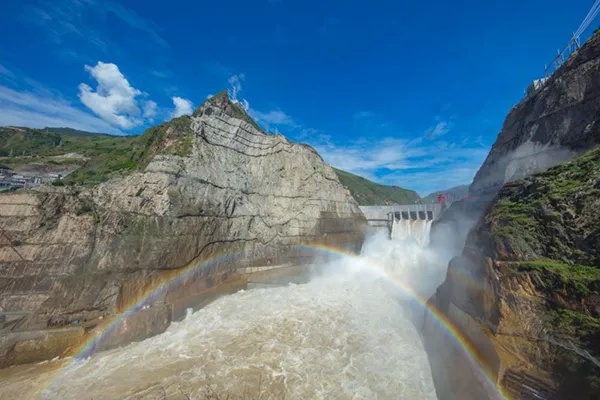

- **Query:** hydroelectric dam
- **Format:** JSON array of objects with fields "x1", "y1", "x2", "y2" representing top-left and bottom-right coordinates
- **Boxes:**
[
  {"x1": 0, "y1": 205, "x2": 448, "y2": 400},
  {"x1": 359, "y1": 204, "x2": 442, "y2": 246}
]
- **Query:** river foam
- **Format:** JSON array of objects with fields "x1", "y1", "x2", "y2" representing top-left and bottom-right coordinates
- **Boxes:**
[{"x1": 0, "y1": 231, "x2": 447, "y2": 400}]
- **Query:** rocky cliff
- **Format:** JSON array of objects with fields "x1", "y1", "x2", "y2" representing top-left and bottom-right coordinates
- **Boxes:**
[
  {"x1": 424, "y1": 30, "x2": 600, "y2": 400},
  {"x1": 0, "y1": 91, "x2": 366, "y2": 367},
  {"x1": 431, "y1": 30, "x2": 600, "y2": 255},
  {"x1": 426, "y1": 146, "x2": 600, "y2": 399}
]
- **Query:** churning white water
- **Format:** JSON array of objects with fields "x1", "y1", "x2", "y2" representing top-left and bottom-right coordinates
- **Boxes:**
[
  {"x1": 0, "y1": 231, "x2": 448, "y2": 400},
  {"x1": 390, "y1": 219, "x2": 433, "y2": 247}
]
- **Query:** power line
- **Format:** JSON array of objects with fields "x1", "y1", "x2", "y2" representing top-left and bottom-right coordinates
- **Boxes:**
[
  {"x1": 575, "y1": 0, "x2": 600, "y2": 37},
  {"x1": 545, "y1": 0, "x2": 600, "y2": 76}
]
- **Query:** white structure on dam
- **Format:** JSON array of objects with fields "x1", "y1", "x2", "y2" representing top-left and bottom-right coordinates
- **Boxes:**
[{"x1": 359, "y1": 204, "x2": 443, "y2": 245}]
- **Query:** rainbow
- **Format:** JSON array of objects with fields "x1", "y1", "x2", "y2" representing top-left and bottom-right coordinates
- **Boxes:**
[
  {"x1": 38, "y1": 242, "x2": 510, "y2": 400},
  {"x1": 39, "y1": 250, "x2": 243, "y2": 397},
  {"x1": 300, "y1": 243, "x2": 511, "y2": 400}
]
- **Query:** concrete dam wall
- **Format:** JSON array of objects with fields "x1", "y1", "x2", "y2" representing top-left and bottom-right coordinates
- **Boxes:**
[{"x1": 360, "y1": 204, "x2": 442, "y2": 246}]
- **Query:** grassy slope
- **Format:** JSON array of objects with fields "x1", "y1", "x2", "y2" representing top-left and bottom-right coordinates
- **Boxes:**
[
  {"x1": 487, "y1": 145, "x2": 600, "y2": 392},
  {"x1": 0, "y1": 115, "x2": 194, "y2": 186},
  {"x1": 423, "y1": 185, "x2": 469, "y2": 203},
  {"x1": 42, "y1": 127, "x2": 111, "y2": 136},
  {"x1": 333, "y1": 168, "x2": 419, "y2": 205},
  {"x1": 2, "y1": 97, "x2": 418, "y2": 206},
  {"x1": 489, "y1": 145, "x2": 600, "y2": 266}
]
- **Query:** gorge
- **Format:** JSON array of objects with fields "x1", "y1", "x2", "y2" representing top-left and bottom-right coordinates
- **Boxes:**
[{"x1": 1, "y1": 28, "x2": 600, "y2": 400}]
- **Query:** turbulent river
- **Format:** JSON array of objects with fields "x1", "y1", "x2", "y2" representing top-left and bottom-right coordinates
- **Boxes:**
[{"x1": 0, "y1": 224, "x2": 448, "y2": 400}]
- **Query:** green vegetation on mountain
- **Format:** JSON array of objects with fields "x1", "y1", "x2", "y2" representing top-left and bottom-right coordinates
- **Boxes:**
[
  {"x1": 514, "y1": 260, "x2": 600, "y2": 298},
  {"x1": 0, "y1": 127, "x2": 64, "y2": 157},
  {"x1": 485, "y1": 145, "x2": 600, "y2": 395},
  {"x1": 423, "y1": 185, "x2": 469, "y2": 203},
  {"x1": 332, "y1": 168, "x2": 419, "y2": 205},
  {"x1": 0, "y1": 115, "x2": 194, "y2": 186},
  {"x1": 199, "y1": 90, "x2": 264, "y2": 132},
  {"x1": 2, "y1": 92, "x2": 413, "y2": 202},
  {"x1": 0, "y1": 126, "x2": 132, "y2": 159},
  {"x1": 489, "y1": 145, "x2": 600, "y2": 266},
  {"x1": 42, "y1": 127, "x2": 110, "y2": 137},
  {"x1": 65, "y1": 115, "x2": 193, "y2": 185}
]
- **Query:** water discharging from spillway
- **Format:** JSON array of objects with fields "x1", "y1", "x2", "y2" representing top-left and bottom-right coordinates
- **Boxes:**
[
  {"x1": 390, "y1": 219, "x2": 433, "y2": 247},
  {"x1": 0, "y1": 231, "x2": 448, "y2": 400}
]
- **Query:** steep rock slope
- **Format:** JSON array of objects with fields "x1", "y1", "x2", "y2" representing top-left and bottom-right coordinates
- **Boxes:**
[
  {"x1": 426, "y1": 147, "x2": 600, "y2": 399},
  {"x1": 472, "y1": 30, "x2": 600, "y2": 200},
  {"x1": 424, "y1": 30, "x2": 600, "y2": 400},
  {"x1": 0, "y1": 92, "x2": 366, "y2": 366},
  {"x1": 333, "y1": 167, "x2": 419, "y2": 205},
  {"x1": 431, "y1": 30, "x2": 600, "y2": 254}
]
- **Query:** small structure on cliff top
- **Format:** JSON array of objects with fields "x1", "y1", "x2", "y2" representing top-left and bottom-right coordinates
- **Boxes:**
[
  {"x1": 526, "y1": 1, "x2": 600, "y2": 98},
  {"x1": 545, "y1": 0, "x2": 600, "y2": 77}
]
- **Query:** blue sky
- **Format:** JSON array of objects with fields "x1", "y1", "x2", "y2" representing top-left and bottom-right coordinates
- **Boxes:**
[{"x1": 0, "y1": 0, "x2": 597, "y2": 195}]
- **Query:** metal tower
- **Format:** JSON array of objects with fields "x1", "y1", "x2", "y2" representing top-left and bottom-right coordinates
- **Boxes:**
[{"x1": 545, "y1": 0, "x2": 600, "y2": 77}]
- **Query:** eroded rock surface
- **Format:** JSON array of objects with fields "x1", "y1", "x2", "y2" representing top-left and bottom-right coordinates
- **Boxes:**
[
  {"x1": 0, "y1": 92, "x2": 366, "y2": 366},
  {"x1": 425, "y1": 31, "x2": 600, "y2": 400},
  {"x1": 428, "y1": 147, "x2": 600, "y2": 398},
  {"x1": 431, "y1": 30, "x2": 600, "y2": 256}
]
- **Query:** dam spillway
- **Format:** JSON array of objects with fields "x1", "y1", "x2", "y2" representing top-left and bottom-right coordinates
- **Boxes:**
[
  {"x1": 0, "y1": 208, "x2": 448, "y2": 399},
  {"x1": 0, "y1": 232, "x2": 444, "y2": 400},
  {"x1": 390, "y1": 219, "x2": 433, "y2": 247},
  {"x1": 359, "y1": 205, "x2": 441, "y2": 246}
]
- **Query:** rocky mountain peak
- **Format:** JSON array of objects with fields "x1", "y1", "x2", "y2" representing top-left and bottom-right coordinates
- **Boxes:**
[
  {"x1": 193, "y1": 90, "x2": 264, "y2": 132},
  {"x1": 0, "y1": 81, "x2": 366, "y2": 369}
]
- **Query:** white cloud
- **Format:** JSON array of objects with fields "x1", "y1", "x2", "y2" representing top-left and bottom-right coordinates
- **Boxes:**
[
  {"x1": 225, "y1": 73, "x2": 250, "y2": 112},
  {"x1": 143, "y1": 100, "x2": 157, "y2": 120},
  {"x1": 425, "y1": 121, "x2": 450, "y2": 139},
  {"x1": 0, "y1": 85, "x2": 122, "y2": 134},
  {"x1": 25, "y1": 0, "x2": 168, "y2": 53},
  {"x1": 308, "y1": 135, "x2": 489, "y2": 195},
  {"x1": 78, "y1": 61, "x2": 151, "y2": 129},
  {"x1": 102, "y1": 2, "x2": 168, "y2": 48},
  {"x1": 227, "y1": 73, "x2": 245, "y2": 102},
  {"x1": 225, "y1": 73, "x2": 294, "y2": 129},
  {"x1": 313, "y1": 137, "x2": 410, "y2": 173},
  {"x1": 150, "y1": 70, "x2": 170, "y2": 78},
  {"x1": 250, "y1": 109, "x2": 294, "y2": 126},
  {"x1": 238, "y1": 99, "x2": 250, "y2": 112},
  {"x1": 380, "y1": 167, "x2": 482, "y2": 196},
  {"x1": 353, "y1": 111, "x2": 376, "y2": 119},
  {"x1": 0, "y1": 64, "x2": 16, "y2": 80},
  {"x1": 170, "y1": 96, "x2": 194, "y2": 118},
  {"x1": 26, "y1": 2, "x2": 108, "y2": 52}
]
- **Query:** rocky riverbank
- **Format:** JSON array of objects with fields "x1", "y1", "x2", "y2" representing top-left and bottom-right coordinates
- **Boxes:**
[{"x1": 0, "y1": 92, "x2": 367, "y2": 367}]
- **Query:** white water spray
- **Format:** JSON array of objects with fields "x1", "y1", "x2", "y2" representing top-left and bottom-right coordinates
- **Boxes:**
[
  {"x1": 0, "y1": 231, "x2": 448, "y2": 400},
  {"x1": 390, "y1": 219, "x2": 434, "y2": 247}
]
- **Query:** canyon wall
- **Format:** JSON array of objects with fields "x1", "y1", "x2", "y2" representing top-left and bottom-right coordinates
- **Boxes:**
[
  {"x1": 425, "y1": 30, "x2": 600, "y2": 400},
  {"x1": 0, "y1": 92, "x2": 367, "y2": 367},
  {"x1": 431, "y1": 30, "x2": 600, "y2": 255}
]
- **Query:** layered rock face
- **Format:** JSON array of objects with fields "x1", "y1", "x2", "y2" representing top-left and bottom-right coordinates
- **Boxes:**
[
  {"x1": 427, "y1": 147, "x2": 600, "y2": 399},
  {"x1": 0, "y1": 92, "x2": 366, "y2": 366},
  {"x1": 425, "y1": 31, "x2": 600, "y2": 400},
  {"x1": 431, "y1": 30, "x2": 600, "y2": 255}
]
